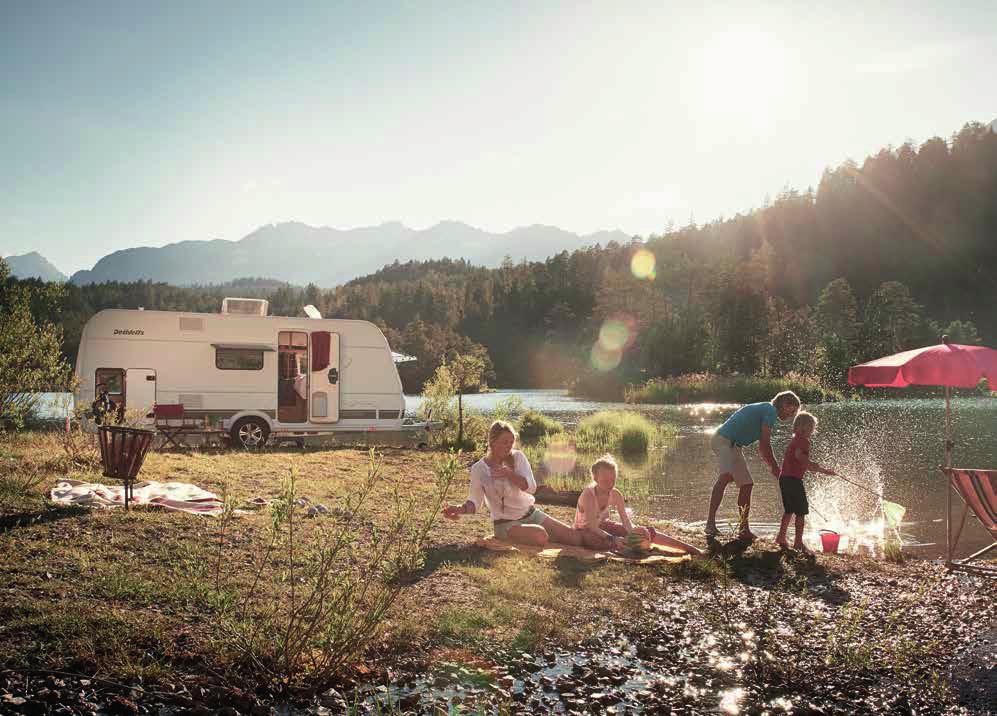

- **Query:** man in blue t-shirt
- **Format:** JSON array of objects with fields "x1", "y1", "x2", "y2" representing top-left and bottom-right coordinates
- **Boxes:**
[{"x1": 704, "y1": 391, "x2": 800, "y2": 540}]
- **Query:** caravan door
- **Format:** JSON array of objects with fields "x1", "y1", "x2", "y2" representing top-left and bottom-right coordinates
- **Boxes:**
[
  {"x1": 309, "y1": 331, "x2": 340, "y2": 423},
  {"x1": 125, "y1": 368, "x2": 157, "y2": 424}
]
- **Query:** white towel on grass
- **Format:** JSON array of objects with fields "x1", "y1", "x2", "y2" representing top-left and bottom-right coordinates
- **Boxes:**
[{"x1": 50, "y1": 479, "x2": 224, "y2": 515}]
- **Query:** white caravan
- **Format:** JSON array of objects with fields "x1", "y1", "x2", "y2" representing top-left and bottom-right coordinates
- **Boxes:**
[{"x1": 74, "y1": 298, "x2": 421, "y2": 448}]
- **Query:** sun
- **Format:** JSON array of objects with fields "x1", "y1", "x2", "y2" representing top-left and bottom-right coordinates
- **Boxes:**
[{"x1": 691, "y1": 27, "x2": 801, "y2": 131}]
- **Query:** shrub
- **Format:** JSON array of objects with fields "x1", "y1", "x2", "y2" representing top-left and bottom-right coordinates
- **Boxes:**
[
  {"x1": 883, "y1": 540, "x2": 905, "y2": 564},
  {"x1": 0, "y1": 262, "x2": 72, "y2": 429},
  {"x1": 461, "y1": 413, "x2": 490, "y2": 453},
  {"x1": 56, "y1": 404, "x2": 102, "y2": 472},
  {"x1": 574, "y1": 411, "x2": 671, "y2": 455},
  {"x1": 0, "y1": 454, "x2": 46, "y2": 507},
  {"x1": 419, "y1": 364, "x2": 458, "y2": 448},
  {"x1": 491, "y1": 395, "x2": 525, "y2": 422},
  {"x1": 213, "y1": 450, "x2": 459, "y2": 697},
  {"x1": 625, "y1": 372, "x2": 843, "y2": 405},
  {"x1": 517, "y1": 410, "x2": 564, "y2": 443}
]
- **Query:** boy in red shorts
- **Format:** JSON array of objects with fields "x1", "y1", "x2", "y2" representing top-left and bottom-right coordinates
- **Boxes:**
[{"x1": 776, "y1": 411, "x2": 836, "y2": 555}]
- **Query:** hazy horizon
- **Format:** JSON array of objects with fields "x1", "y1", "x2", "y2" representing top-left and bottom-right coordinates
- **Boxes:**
[{"x1": 3, "y1": 1, "x2": 996, "y2": 274}]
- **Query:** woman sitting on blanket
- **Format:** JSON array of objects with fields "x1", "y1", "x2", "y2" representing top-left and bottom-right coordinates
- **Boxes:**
[
  {"x1": 443, "y1": 420, "x2": 583, "y2": 547},
  {"x1": 574, "y1": 454, "x2": 703, "y2": 555}
]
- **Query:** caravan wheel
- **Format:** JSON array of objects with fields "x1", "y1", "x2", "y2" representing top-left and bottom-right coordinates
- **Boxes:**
[{"x1": 231, "y1": 417, "x2": 270, "y2": 449}]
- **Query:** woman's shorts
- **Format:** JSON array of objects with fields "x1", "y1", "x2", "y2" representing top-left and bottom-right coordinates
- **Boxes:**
[
  {"x1": 710, "y1": 432, "x2": 752, "y2": 486},
  {"x1": 779, "y1": 476, "x2": 809, "y2": 516},
  {"x1": 493, "y1": 506, "x2": 549, "y2": 540}
]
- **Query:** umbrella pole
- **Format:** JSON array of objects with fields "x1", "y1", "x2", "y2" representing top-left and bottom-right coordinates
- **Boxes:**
[{"x1": 945, "y1": 385, "x2": 952, "y2": 567}]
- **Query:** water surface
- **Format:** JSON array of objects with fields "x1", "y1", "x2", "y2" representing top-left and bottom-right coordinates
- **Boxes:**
[{"x1": 407, "y1": 390, "x2": 997, "y2": 557}]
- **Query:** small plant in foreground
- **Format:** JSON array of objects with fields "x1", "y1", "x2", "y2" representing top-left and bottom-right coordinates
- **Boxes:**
[
  {"x1": 0, "y1": 455, "x2": 46, "y2": 506},
  {"x1": 56, "y1": 405, "x2": 102, "y2": 472},
  {"x1": 213, "y1": 449, "x2": 460, "y2": 697},
  {"x1": 883, "y1": 540, "x2": 905, "y2": 563}
]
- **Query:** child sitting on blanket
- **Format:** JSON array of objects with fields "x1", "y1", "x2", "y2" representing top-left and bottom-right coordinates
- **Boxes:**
[{"x1": 574, "y1": 454, "x2": 702, "y2": 555}]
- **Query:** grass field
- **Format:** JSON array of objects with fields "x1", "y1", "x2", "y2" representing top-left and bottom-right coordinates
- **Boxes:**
[
  {"x1": 0, "y1": 431, "x2": 991, "y2": 712},
  {"x1": 0, "y1": 434, "x2": 674, "y2": 685}
]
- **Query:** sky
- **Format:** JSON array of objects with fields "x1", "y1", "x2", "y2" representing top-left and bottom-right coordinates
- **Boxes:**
[{"x1": 2, "y1": 1, "x2": 996, "y2": 275}]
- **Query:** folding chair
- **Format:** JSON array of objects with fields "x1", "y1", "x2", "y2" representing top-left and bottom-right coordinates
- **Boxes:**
[
  {"x1": 941, "y1": 467, "x2": 997, "y2": 576},
  {"x1": 154, "y1": 403, "x2": 189, "y2": 450}
]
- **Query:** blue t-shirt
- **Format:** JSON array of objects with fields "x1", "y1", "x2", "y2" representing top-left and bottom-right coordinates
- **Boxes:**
[{"x1": 716, "y1": 402, "x2": 777, "y2": 447}]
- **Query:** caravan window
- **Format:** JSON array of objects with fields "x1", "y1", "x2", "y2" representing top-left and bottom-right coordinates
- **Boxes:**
[
  {"x1": 216, "y1": 348, "x2": 264, "y2": 371},
  {"x1": 95, "y1": 368, "x2": 124, "y2": 395}
]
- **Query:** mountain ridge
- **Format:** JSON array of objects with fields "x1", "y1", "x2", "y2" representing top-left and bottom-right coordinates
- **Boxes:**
[
  {"x1": 68, "y1": 221, "x2": 631, "y2": 287},
  {"x1": 4, "y1": 252, "x2": 68, "y2": 282}
]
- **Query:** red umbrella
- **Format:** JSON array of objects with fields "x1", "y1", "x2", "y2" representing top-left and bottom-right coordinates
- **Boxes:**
[
  {"x1": 849, "y1": 337, "x2": 997, "y2": 466},
  {"x1": 849, "y1": 336, "x2": 997, "y2": 563},
  {"x1": 848, "y1": 340, "x2": 997, "y2": 390}
]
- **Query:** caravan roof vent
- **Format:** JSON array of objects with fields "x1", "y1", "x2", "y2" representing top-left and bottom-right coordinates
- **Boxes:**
[{"x1": 221, "y1": 297, "x2": 269, "y2": 316}]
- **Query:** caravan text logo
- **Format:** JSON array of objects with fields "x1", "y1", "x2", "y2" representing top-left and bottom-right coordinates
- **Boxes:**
[{"x1": 113, "y1": 329, "x2": 145, "y2": 336}]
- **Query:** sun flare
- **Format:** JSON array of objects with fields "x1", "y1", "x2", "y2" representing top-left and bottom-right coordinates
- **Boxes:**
[{"x1": 694, "y1": 27, "x2": 801, "y2": 129}]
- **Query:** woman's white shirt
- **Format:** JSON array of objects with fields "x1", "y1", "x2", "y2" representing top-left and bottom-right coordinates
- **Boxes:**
[{"x1": 467, "y1": 450, "x2": 536, "y2": 521}]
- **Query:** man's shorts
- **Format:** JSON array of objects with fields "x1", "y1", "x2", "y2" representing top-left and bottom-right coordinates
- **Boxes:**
[
  {"x1": 493, "y1": 506, "x2": 549, "y2": 540},
  {"x1": 710, "y1": 432, "x2": 752, "y2": 486},
  {"x1": 779, "y1": 476, "x2": 809, "y2": 516}
]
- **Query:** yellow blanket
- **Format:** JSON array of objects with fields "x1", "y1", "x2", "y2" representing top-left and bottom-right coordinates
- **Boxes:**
[{"x1": 474, "y1": 537, "x2": 689, "y2": 564}]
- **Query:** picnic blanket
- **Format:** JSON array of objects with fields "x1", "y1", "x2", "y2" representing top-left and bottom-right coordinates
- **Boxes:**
[
  {"x1": 50, "y1": 479, "x2": 224, "y2": 515},
  {"x1": 474, "y1": 537, "x2": 690, "y2": 564}
]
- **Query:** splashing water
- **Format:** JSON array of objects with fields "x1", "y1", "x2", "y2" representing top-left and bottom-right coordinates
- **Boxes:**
[{"x1": 805, "y1": 440, "x2": 907, "y2": 554}]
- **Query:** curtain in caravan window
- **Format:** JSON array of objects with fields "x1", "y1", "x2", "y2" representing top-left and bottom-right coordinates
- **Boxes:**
[{"x1": 311, "y1": 331, "x2": 331, "y2": 372}]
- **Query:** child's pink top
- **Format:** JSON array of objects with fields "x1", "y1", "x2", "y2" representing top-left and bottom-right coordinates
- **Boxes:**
[
  {"x1": 574, "y1": 485, "x2": 625, "y2": 529},
  {"x1": 780, "y1": 434, "x2": 811, "y2": 479}
]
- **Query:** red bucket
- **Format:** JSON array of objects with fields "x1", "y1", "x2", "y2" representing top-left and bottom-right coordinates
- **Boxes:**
[{"x1": 819, "y1": 529, "x2": 840, "y2": 554}]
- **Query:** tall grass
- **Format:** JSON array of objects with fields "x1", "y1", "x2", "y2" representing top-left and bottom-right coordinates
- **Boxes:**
[
  {"x1": 626, "y1": 372, "x2": 843, "y2": 405},
  {"x1": 542, "y1": 469, "x2": 651, "y2": 501},
  {"x1": 516, "y1": 410, "x2": 564, "y2": 443},
  {"x1": 574, "y1": 411, "x2": 673, "y2": 455}
]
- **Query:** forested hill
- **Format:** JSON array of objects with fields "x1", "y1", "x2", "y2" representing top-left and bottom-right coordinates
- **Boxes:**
[{"x1": 6, "y1": 120, "x2": 996, "y2": 393}]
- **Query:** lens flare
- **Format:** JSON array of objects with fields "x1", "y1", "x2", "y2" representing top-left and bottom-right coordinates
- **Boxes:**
[
  {"x1": 598, "y1": 318, "x2": 633, "y2": 352},
  {"x1": 591, "y1": 342, "x2": 622, "y2": 372},
  {"x1": 630, "y1": 248, "x2": 656, "y2": 280},
  {"x1": 544, "y1": 435, "x2": 578, "y2": 474}
]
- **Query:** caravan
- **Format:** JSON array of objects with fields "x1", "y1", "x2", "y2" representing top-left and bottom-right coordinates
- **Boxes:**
[{"x1": 74, "y1": 298, "x2": 422, "y2": 448}]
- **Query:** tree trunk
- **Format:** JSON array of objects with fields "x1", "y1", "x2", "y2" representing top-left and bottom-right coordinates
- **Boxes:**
[{"x1": 457, "y1": 389, "x2": 464, "y2": 446}]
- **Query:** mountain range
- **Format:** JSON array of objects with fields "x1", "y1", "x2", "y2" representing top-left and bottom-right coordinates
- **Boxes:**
[{"x1": 7, "y1": 221, "x2": 630, "y2": 287}]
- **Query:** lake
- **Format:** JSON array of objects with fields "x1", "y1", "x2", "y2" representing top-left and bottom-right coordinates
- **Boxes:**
[
  {"x1": 407, "y1": 390, "x2": 997, "y2": 557},
  {"x1": 32, "y1": 390, "x2": 997, "y2": 556}
]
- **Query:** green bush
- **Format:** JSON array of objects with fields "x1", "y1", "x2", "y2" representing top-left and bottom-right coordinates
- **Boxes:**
[
  {"x1": 517, "y1": 410, "x2": 564, "y2": 443},
  {"x1": 625, "y1": 372, "x2": 843, "y2": 405},
  {"x1": 574, "y1": 411, "x2": 671, "y2": 455},
  {"x1": 1, "y1": 260, "x2": 71, "y2": 429}
]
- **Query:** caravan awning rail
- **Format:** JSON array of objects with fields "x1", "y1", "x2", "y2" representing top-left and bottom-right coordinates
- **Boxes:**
[{"x1": 211, "y1": 343, "x2": 276, "y2": 351}]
